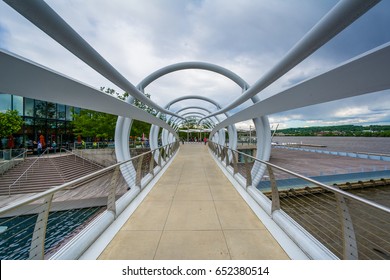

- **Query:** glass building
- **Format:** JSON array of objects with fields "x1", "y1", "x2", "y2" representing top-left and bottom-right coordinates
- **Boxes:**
[{"x1": 0, "y1": 93, "x2": 79, "y2": 150}]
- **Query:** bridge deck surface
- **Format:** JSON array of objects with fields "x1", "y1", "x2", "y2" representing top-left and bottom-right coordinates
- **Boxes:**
[{"x1": 98, "y1": 144, "x2": 289, "y2": 260}]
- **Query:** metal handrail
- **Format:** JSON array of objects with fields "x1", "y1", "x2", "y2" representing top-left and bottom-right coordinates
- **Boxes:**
[
  {"x1": 209, "y1": 141, "x2": 390, "y2": 259},
  {"x1": 7, "y1": 148, "x2": 50, "y2": 196},
  {"x1": 0, "y1": 141, "x2": 179, "y2": 260},
  {"x1": 0, "y1": 141, "x2": 178, "y2": 222},
  {"x1": 0, "y1": 149, "x2": 28, "y2": 175},
  {"x1": 212, "y1": 142, "x2": 390, "y2": 214}
]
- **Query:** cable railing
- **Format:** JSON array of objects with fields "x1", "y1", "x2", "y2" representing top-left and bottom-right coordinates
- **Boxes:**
[
  {"x1": 0, "y1": 141, "x2": 179, "y2": 260},
  {"x1": 208, "y1": 141, "x2": 390, "y2": 260}
]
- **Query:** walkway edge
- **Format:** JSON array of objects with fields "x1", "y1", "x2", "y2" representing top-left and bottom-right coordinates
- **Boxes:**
[
  {"x1": 78, "y1": 149, "x2": 180, "y2": 260},
  {"x1": 209, "y1": 149, "x2": 309, "y2": 260}
]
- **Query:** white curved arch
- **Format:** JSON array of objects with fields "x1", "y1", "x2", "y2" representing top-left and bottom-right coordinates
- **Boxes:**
[
  {"x1": 149, "y1": 95, "x2": 237, "y2": 159},
  {"x1": 134, "y1": 60, "x2": 272, "y2": 182}
]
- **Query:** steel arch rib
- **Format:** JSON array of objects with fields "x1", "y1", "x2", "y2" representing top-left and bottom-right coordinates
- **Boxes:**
[
  {"x1": 170, "y1": 106, "x2": 220, "y2": 129},
  {"x1": 135, "y1": 61, "x2": 272, "y2": 181},
  {"x1": 137, "y1": 61, "x2": 247, "y2": 91},
  {"x1": 149, "y1": 94, "x2": 237, "y2": 154},
  {"x1": 148, "y1": 95, "x2": 233, "y2": 161},
  {"x1": 115, "y1": 59, "x2": 248, "y2": 176}
]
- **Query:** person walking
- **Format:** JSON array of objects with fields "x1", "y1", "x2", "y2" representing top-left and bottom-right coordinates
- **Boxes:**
[
  {"x1": 52, "y1": 141, "x2": 57, "y2": 153},
  {"x1": 37, "y1": 141, "x2": 42, "y2": 155}
]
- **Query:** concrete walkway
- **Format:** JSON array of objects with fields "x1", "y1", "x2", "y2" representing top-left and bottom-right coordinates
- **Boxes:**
[{"x1": 98, "y1": 144, "x2": 289, "y2": 260}]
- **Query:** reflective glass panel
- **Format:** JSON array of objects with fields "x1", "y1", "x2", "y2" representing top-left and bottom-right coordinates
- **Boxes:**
[
  {"x1": 47, "y1": 102, "x2": 57, "y2": 119},
  {"x1": 58, "y1": 104, "x2": 66, "y2": 120},
  {"x1": 25, "y1": 98, "x2": 34, "y2": 117},
  {"x1": 0, "y1": 93, "x2": 11, "y2": 113},
  {"x1": 35, "y1": 100, "x2": 47, "y2": 118},
  {"x1": 12, "y1": 95, "x2": 23, "y2": 115}
]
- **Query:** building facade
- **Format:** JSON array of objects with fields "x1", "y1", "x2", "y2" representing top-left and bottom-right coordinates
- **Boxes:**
[{"x1": 0, "y1": 93, "x2": 79, "y2": 150}]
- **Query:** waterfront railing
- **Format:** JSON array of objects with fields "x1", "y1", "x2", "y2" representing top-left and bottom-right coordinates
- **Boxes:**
[
  {"x1": 0, "y1": 141, "x2": 179, "y2": 260},
  {"x1": 208, "y1": 141, "x2": 390, "y2": 260},
  {"x1": 275, "y1": 145, "x2": 390, "y2": 162}
]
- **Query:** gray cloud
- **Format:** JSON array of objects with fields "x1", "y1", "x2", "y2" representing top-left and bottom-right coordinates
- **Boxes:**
[{"x1": 0, "y1": 0, "x2": 389, "y2": 128}]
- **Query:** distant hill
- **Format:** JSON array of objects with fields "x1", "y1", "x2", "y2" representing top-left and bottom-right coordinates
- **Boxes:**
[{"x1": 273, "y1": 125, "x2": 390, "y2": 137}]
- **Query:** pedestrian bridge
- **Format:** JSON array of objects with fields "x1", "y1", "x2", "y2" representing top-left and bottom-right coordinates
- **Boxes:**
[
  {"x1": 1, "y1": 140, "x2": 389, "y2": 260},
  {"x1": 0, "y1": 0, "x2": 390, "y2": 260},
  {"x1": 90, "y1": 144, "x2": 291, "y2": 260}
]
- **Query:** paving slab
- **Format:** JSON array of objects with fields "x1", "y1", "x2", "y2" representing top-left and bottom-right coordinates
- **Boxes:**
[{"x1": 98, "y1": 144, "x2": 289, "y2": 260}]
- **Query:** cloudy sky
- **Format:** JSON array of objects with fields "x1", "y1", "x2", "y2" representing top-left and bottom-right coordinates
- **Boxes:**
[{"x1": 1, "y1": 0, "x2": 389, "y2": 129}]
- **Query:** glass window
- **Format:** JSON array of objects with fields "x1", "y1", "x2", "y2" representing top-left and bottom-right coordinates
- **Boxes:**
[
  {"x1": 35, "y1": 100, "x2": 47, "y2": 118},
  {"x1": 66, "y1": 106, "x2": 73, "y2": 121},
  {"x1": 12, "y1": 95, "x2": 23, "y2": 115},
  {"x1": 66, "y1": 106, "x2": 80, "y2": 121},
  {"x1": 47, "y1": 102, "x2": 57, "y2": 119},
  {"x1": 57, "y1": 104, "x2": 66, "y2": 120},
  {"x1": 25, "y1": 98, "x2": 34, "y2": 117},
  {"x1": 47, "y1": 120, "x2": 57, "y2": 145},
  {"x1": 0, "y1": 93, "x2": 11, "y2": 113},
  {"x1": 35, "y1": 118, "x2": 47, "y2": 147},
  {"x1": 23, "y1": 118, "x2": 34, "y2": 148}
]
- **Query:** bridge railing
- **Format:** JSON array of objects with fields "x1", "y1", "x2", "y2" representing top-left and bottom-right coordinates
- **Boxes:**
[
  {"x1": 0, "y1": 141, "x2": 179, "y2": 260},
  {"x1": 208, "y1": 141, "x2": 390, "y2": 260}
]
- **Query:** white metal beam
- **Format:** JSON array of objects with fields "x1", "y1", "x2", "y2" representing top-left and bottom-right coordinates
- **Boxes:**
[
  {"x1": 0, "y1": 49, "x2": 178, "y2": 138},
  {"x1": 204, "y1": 0, "x2": 381, "y2": 119},
  {"x1": 3, "y1": 0, "x2": 182, "y2": 119},
  {"x1": 211, "y1": 42, "x2": 390, "y2": 134}
]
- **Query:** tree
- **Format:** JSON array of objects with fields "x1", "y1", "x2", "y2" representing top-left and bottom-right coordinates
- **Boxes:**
[
  {"x1": 71, "y1": 88, "x2": 154, "y2": 141},
  {"x1": 0, "y1": 110, "x2": 24, "y2": 138},
  {"x1": 72, "y1": 109, "x2": 117, "y2": 141},
  {"x1": 0, "y1": 110, "x2": 24, "y2": 149},
  {"x1": 101, "y1": 87, "x2": 154, "y2": 138}
]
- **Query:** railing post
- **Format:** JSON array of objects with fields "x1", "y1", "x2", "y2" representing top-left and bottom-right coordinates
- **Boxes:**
[
  {"x1": 267, "y1": 165, "x2": 280, "y2": 213},
  {"x1": 232, "y1": 151, "x2": 238, "y2": 174},
  {"x1": 244, "y1": 155, "x2": 252, "y2": 187},
  {"x1": 135, "y1": 154, "x2": 144, "y2": 188},
  {"x1": 167, "y1": 144, "x2": 172, "y2": 158},
  {"x1": 149, "y1": 150, "x2": 155, "y2": 176},
  {"x1": 29, "y1": 193, "x2": 54, "y2": 260},
  {"x1": 224, "y1": 147, "x2": 229, "y2": 167},
  {"x1": 107, "y1": 166, "x2": 120, "y2": 216},
  {"x1": 218, "y1": 145, "x2": 222, "y2": 159},
  {"x1": 165, "y1": 145, "x2": 170, "y2": 159},
  {"x1": 335, "y1": 193, "x2": 358, "y2": 260},
  {"x1": 221, "y1": 146, "x2": 226, "y2": 162},
  {"x1": 162, "y1": 147, "x2": 167, "y2": 162},
  {"x1": 158, "y1": 148, "x2": 162, "y2": 167}
]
